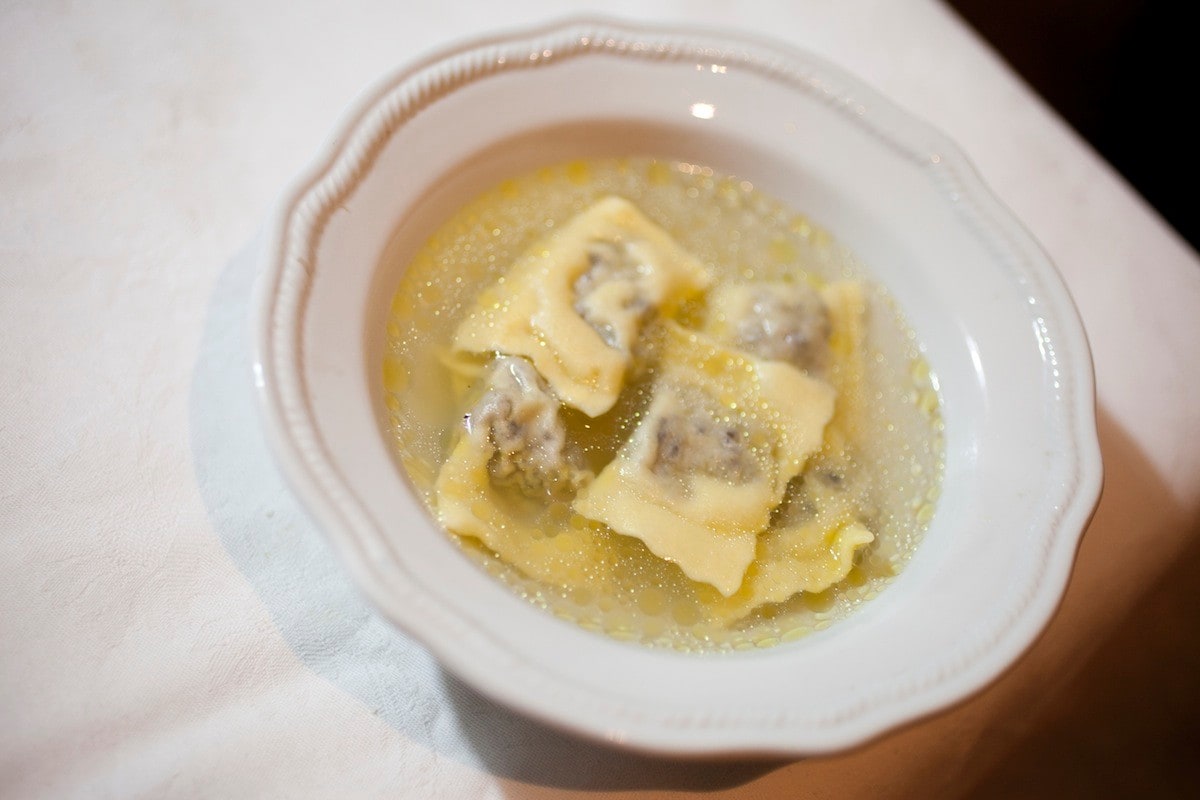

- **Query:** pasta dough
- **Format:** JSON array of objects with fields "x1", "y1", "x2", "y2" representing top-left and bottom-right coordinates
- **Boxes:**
[
  {"x1": 705, "y1": 280, "x2": 832, "y2": 374},
  {"x1": 452, "y1": 196, "x2": 710, "y2": 416},
  {"x1": 434, "y1": 356, "x2": 608, "y2": 588},
  {"x1": 572, "y1": 323, "x2": 836, "y2": 596}
]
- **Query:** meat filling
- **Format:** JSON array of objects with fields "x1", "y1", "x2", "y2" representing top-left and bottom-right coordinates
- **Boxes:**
[
  {"x1": 731, "y1": 284, "x2": 831, "y2": 373},
  {"x1": 572, "y1": 239, "x2": 654, "y2": 351},
  {"x1": 465, "y1": 356, "x2": 589, "y2": 498},
  {"x1": 649, "y1": 396, "x2": 760, "y2": 484}
]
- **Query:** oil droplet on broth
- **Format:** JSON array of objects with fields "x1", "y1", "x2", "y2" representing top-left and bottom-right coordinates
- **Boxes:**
[{"x1": 383, "y1": 157, "x2": 943, "y2": 653}]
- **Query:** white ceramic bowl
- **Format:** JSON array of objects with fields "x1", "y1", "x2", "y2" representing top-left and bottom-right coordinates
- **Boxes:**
[{"x1": 253, "y1": 17, "x2": 1102, "y2": 755}]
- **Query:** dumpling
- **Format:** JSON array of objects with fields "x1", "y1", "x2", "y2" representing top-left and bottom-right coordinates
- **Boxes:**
[
  {"x1": 573, "y1": 323, "x2": 836, "y2": 596},
  {"x1": 434, "y1": 356, "x2": 606, "y2": 588},
  {"x1": 453, "y1": 196, "x2": 710, "y2": 416},
  {"x1": 706, "y1": 461, "x2": 877, "y2": 623},
  {"x1": 706, "y1": 280, "x2": 878, "y2": 621},
  {"x1": 705, "y1": 280, "x2": 832, "y2": 374}
]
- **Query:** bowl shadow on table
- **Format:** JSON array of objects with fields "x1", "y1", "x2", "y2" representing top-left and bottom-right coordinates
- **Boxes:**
[
  {"x1": 433, "y1": 407, "x2": 1200, "y2": 792},
  {"x1": 198, "y1": 238, "x2": 1198, "y2": 795},
  {"x1": 190, "y1": 239, "x2": 786, "y2": 792},
  {"x1": 437, "y1": 666, "x2": 786, "y2": 791},
  {"x1": 960, "y1": 403, "x2": 1200, "y2": 798}
]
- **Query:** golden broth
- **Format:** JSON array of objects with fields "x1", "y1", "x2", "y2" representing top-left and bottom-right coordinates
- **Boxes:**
[{"x1": 383, "y1": 157, "x2": 942, "y2": 652}]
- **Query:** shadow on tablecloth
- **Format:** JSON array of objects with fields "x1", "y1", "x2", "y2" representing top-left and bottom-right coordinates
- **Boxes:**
[
  {"x1": 964, "y1": 406, "x2": 1200, "y2": 798},
  {"x1": 189, "y1": 237, "x2": 784, "y2": 790}
]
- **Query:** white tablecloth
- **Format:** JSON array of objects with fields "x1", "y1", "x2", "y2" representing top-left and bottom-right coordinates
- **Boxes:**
[{"x1": 3, "y1": 1, "x2": 1198, "y2": 797}]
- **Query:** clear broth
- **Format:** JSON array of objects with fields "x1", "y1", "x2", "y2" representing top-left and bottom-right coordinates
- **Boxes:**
[{"x1": 383, "y1": 157, "x2": 943, "y2": 652}]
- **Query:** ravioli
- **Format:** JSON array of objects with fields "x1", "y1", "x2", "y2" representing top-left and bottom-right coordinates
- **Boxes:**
[
  {"x1": 705, "y1": 280, "x2": 877, "y2": 618},
  {"x1": 705, "y1": 280, "x2": 832, "y2": 374},
  {"x1": 452, "y1": 196, "x2": 711, "y2": 416},
  {"x1": 434, "y1": 356, "x2": 608, "y2": 589},
  {"x1": 705, "y1": 457, "x2": 877, "y2": 621},
  {"x1": 708, "y1": 520, "x2": 875, "y2": 623},
  {"x1": 572, "y1": 323, "x2": 836, "y2": 596}
]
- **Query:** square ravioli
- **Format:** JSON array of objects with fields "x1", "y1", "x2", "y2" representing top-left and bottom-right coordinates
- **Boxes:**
[
  {"x1": 573, "y1": 323, "x2": 836, "y2": 596},
  {"x1": 452, "y1": 196, "x2": 710, "y2": 416}
]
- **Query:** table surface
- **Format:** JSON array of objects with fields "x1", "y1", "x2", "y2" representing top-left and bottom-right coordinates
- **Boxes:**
[{"x1": 3, "y1": 1, "x2": 1199, "y2": 797}]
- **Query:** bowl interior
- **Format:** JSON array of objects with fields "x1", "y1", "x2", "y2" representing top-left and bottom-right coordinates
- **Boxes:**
[{"x1": 258, "y1": 20, "x2": 1100, "y2": 755}]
